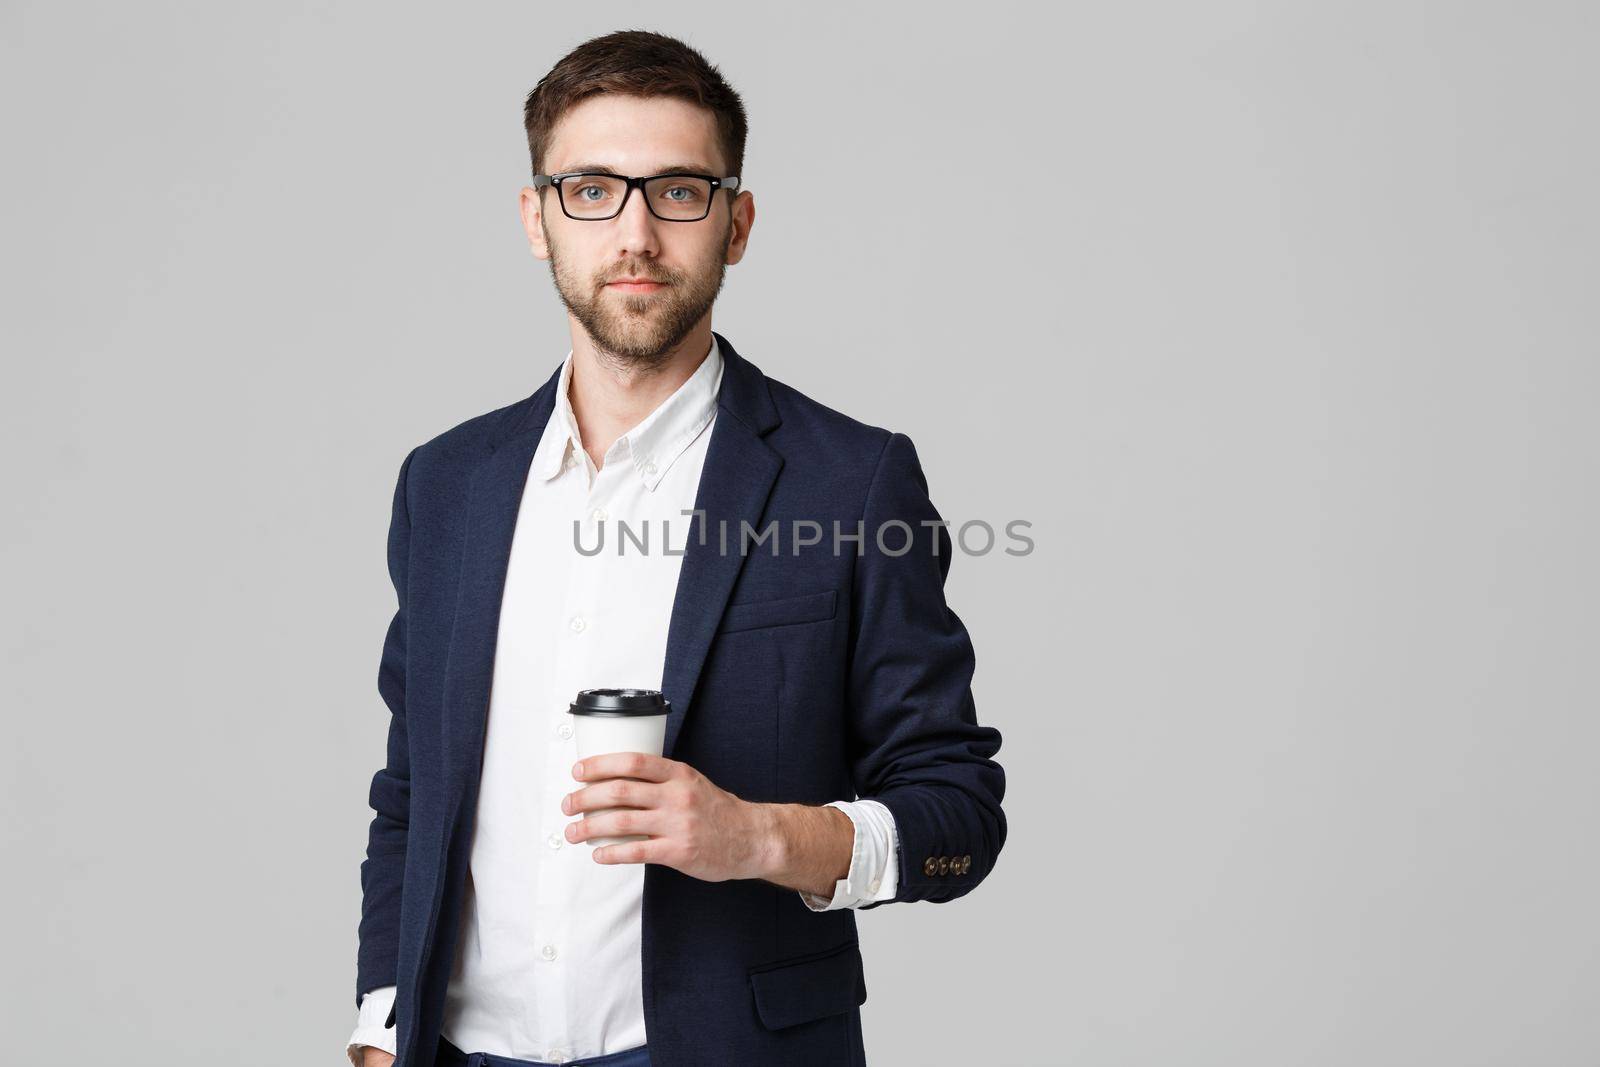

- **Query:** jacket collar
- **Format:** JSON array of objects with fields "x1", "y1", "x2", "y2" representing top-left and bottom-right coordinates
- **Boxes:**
[{"x1": 492, "y1": 329, "x2": 780, "y2": 451}]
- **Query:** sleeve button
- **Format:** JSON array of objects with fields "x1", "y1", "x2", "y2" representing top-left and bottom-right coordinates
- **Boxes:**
[
  {"x1": 922, "y1": 856, "x2": 939, "y2": 877},
  {"x1": 937, "y1": 856, "x2": 950, "y2": 875}
]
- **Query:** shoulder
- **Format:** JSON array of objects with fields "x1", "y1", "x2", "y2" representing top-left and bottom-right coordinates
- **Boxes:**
[
  {"x1": 396, "y1": 388, "x2": 545, "y2": 499},
  {"x1": 757, "y1": 372, "x2": 936, "y2": 502},
  {"x1": 760, "y1": 372, "x2": 898, "y2": 474},
  {"x1": 756, "y1": 369, "x2": 944, "y2": 545}
]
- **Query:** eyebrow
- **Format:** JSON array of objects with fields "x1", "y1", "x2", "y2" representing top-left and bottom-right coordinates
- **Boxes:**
[{"x1": 553, "y1": 161, "x2": 722, "y2": 176}]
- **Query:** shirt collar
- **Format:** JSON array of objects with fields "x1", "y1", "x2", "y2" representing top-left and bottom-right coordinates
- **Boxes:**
[{"x1": 530, "y1": 335, "x2": 723, "y2": 490}]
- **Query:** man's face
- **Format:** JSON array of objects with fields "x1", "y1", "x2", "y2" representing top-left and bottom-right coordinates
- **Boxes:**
[{"x1": 521, "y1": 94, "x2": 752, "y2": 369}]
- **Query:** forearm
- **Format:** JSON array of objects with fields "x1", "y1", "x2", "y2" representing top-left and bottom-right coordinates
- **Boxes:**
[{"x1": 752, "y1": 801, "x2": 854, "y2": 897}]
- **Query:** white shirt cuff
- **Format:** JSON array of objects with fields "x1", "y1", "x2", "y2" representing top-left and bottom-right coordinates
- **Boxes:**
[
  {"x1": 347, "y1": 985, "x2": 398, "y2": 1065},
  {"x1": 798, "y1": 799, "x2": 900, "y2": 912}
]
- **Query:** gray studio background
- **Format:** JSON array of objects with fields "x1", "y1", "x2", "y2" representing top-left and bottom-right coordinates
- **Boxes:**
[{"x1": 4, "y1": 3, "x2": 1596, "y2": 1064}]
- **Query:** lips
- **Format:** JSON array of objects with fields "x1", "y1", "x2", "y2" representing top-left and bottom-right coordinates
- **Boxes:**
[{"x1": 607, "y1": 279, "x2": 667, "y2": 292}]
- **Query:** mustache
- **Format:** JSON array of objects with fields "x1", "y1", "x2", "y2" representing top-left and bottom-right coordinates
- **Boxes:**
[{"x1": 601, "y1": 268, "x2": 673, "y2": 285}]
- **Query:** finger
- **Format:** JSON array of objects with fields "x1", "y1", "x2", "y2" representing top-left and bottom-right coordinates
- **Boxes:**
[
  {"x1": 593, "y1": 836, "x2": 661, "y2": 865},
  {"x1": 573, "y1": 752, "x2": 677, "y2": 783},
  {"x1": 567, "y1": 806, "x2": 663, "y2": 844},
  {"x1": 564, "y1": 777, "x2": 661, "y2": 815}
]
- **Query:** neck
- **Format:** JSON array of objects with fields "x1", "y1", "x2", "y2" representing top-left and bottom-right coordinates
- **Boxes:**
[{"x1": 567, "y1": 328, "x2": 714, "y2": 469}]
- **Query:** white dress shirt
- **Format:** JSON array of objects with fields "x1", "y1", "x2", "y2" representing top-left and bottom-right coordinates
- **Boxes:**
[{"x1": 349, "y1": 335, "x2": 898, "y2": 1065}]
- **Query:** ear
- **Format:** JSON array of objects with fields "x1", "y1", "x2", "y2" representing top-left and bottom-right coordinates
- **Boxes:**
[
  {"x1": 521, "y1": 185, "x2": 551, "y2": 261},
  {"x1": 724, "y1": 188, "x2": 754, "y2": 267}
]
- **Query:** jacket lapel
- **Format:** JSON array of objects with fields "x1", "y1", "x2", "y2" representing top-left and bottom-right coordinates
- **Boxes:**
[
  {"x1": 660, "y1": 334, "x2": 783, "y2": 757},
  {"x1": 438, "y1": 368, "x2": 560, "y2": 804}
]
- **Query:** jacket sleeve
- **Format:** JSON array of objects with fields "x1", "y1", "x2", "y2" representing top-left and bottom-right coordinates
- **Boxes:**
[
  {"x1": 846, "y1": 432, "x2": 1007, "y2": 908},
  {"x1": 355, "y1": 445, "x2": 418, "y2": 1007}
]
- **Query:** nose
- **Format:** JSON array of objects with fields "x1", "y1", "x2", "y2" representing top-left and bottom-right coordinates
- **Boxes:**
[{"x1": 611, "y1": 181, "x2": 661, "y2": 259}]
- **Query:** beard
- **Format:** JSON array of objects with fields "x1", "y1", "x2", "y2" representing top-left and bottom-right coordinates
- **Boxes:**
[{"x1": 544, "y1": 219, "x2": 731, "y2": 373}]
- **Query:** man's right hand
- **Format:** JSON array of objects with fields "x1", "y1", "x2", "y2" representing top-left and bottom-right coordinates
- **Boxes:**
[{"x1": 360, "y1": 1047, "x2": 396, "y2": 1067}]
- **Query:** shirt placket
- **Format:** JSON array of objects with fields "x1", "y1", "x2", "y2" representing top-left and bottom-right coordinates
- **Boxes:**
[
  {"x1": 526, "y1": 443, "x2": 581, "y2": 1060},
  {"x1": 542, "y1": 439, "x2": 626, "y2": 1063}
]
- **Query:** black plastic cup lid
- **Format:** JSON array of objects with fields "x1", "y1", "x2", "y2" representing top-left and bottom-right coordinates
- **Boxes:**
[{"x1": 569, "y1": 688, "x2": 671, "y2": 717}]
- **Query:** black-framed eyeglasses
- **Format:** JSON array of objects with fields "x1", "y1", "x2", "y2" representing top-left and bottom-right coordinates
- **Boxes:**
[{"x1": 531, "y1": 171, "x2": 741, "y2": 222}]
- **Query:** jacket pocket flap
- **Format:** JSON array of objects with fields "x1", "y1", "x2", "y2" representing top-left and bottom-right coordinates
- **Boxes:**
[
  {"x1": 747, "y1": 939, "x2": 867, "y2": 1030},
  {"x1": 717, "y1": 589, "x2": 837, "y2": 634}
]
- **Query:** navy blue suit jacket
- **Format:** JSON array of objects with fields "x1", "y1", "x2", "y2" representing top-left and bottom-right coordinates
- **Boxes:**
[{"x1": 356, "y1": 332, "x2": 1007, "y2": 1066}]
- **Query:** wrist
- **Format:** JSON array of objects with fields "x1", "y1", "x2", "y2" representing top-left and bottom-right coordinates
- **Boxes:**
[
  {"x1": 753, "y1": 801, "x2": 852, "y2": 896},
  {"x1": 751, "y1": 801, "x2": 790, "y2": 881}
]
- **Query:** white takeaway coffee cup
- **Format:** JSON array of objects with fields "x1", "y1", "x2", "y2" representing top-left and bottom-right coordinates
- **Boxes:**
[{"x1": 568, "y1": 688, "x2": 671, "y2": 847}]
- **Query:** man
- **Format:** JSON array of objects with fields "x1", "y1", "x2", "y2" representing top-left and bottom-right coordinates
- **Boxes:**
[{"x1": 349, "y1": 29, "x2": 1006, "y2": 1067}]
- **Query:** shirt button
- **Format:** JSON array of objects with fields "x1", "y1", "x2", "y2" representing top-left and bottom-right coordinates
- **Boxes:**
[
  {"x1": 540, "y1": 943, "x2": 557, "y2": 961},
  {"x1": 592, "y1": 507, "x2": 607, "y2": 521},
  {"x1": 557, "y1": 722, "x2": 573, "y2": 739},
  {"x1": 546, "y1": 1051, "x2": 567, "y2": 1064},
  {"x1": 547, "y1": 832, "x2": 563, "y2": 850},
  {"x1": 868, "y1": 879, "x2": 881, "y2": 893},
  {"x1": 569, "y1": 615, "x2": 586, "y2": 632},
  {"x1": 642, "y1": 460, "x2": 657, "y2": 475}
]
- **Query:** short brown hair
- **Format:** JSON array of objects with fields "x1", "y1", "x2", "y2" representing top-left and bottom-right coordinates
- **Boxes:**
[{"x1": 523, "y1": 30, "x2": 748, "y2": 180}]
